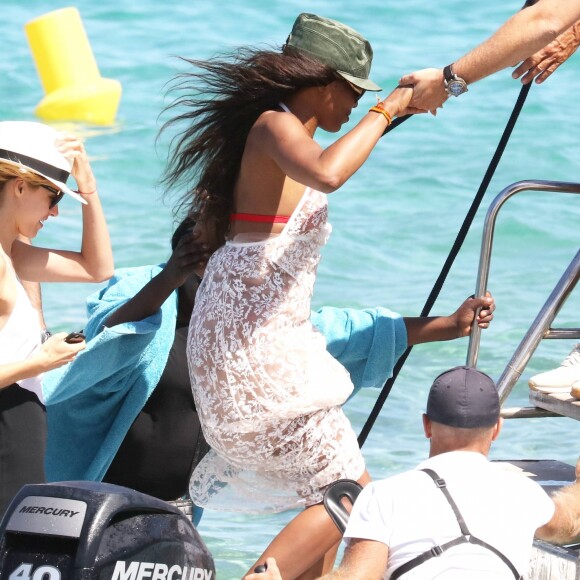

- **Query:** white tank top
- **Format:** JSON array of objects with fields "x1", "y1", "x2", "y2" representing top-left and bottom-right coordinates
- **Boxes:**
[{"x1": 0, "y1": 253, "x2": 43, "y2": 401}]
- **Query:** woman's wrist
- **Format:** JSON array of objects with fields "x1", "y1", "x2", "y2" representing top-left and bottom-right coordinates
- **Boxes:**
[
  {"x1": 445, "y1": 314, "x2": 463, "y2": 340},
  {"x1": 75, "y1": 186, "x2": 97, "y2": 196},
  {"x1": 158, "y1": 263, "x2": 187, "y2": 292},
  {"x1": 378, "y1": 98, "x2": 401, "y2": 119},
  {"x1": 368, "y1": 101, "x2": 393, "y2": 125},
  {"x1": 74, "y1": 178, "x2": 98, "y2": 195}
]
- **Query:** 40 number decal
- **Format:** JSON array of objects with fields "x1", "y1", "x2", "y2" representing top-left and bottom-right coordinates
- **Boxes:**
[{"x1": 9, "y1": 564, "x2": 61, "y2": 580}]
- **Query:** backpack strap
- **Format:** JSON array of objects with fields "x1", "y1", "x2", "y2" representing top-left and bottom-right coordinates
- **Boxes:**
[
  {"x1": 390, "y1": 536, "x2": 470, "y2": 580},
  {"x1": 390, "y1": 468, "x2": 523, "y2": 580},
  {"x1": 421, "y1": 468, "x2": 470, "y2": 535}
]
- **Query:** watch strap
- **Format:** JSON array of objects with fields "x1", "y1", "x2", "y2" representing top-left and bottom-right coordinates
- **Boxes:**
[{"x1": 443, "y1": 64, "x2": 455, "y2": 83}]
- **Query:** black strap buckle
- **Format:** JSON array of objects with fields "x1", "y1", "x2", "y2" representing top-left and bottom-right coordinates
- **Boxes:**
[
  {"x1": 435, "y1": 478, "x2": 446, "y2": 488},
  {"x1": 430, "y1": 545, "x2": 444, "y2": 557}
]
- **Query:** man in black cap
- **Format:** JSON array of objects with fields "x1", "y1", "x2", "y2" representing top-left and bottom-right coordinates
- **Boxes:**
[{"x1": 248, "y1": 365, "x2": 580, "y2": 579}]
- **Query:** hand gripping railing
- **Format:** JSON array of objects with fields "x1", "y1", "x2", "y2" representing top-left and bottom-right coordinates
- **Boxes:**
[{"x1": 466, "y1": 180, "x2": 580, "y2": 405}]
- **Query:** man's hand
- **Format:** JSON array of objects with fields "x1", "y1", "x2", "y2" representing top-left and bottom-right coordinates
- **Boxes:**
[
  {"x1": 398, "y1": 68, "x2": 448, "y2": 114},
  {"x1": 244, "y1": 558, "x2": 282, "y2": 580},
  {"x1": 512, "y1": 22, "x2": 580, "y2": 84}
]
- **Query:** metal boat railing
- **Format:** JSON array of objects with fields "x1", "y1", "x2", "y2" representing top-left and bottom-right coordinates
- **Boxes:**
[{"x1": 465, "y1": 179, "x2": 580, "y2": 414}]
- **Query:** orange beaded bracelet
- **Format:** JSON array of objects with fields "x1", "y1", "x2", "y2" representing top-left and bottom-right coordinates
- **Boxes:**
[{"x1": 369, "y1": 104, "x2": 392, "y2": 126}]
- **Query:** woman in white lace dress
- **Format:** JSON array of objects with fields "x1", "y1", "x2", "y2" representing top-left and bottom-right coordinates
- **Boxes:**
[{"x1": 162, "y1": 13, "x2": 415, "y2": 579}]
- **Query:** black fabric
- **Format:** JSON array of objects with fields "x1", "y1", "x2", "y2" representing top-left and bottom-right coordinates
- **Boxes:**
[
  {"x1": 361, "y1": 82, "x2": 533, "y2": 447},
  {"x1": 103, "y1": 326, "x2": 209, "y2": 500},
  {"x1": 323, "y1": 479, "x2": 363, "y2": 533},
  {"x1": 0, "y1": 384, "x2": 47, "y2": 517},
  {"x1": 0, "y1": 149, "x2": 70, "y2": 183},
  {"x1": 390, "y1": 469, "x2": 522, "y2": 580}
]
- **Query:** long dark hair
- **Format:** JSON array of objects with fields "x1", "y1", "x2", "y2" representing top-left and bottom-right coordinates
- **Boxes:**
[{"x1": 160, "y1": 45, "x2": 338, "y2": 246}]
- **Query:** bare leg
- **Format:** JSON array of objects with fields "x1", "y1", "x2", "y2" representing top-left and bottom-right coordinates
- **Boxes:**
[
  {"x1": 245, "y1": 503, "x2": 340, "y2": 579},
  {"x1": 295, "y1": 540, "x2": 340, "y2": 580},
  {"x1": 298, "y1": 470, "x2": 372, "y2": 578},
  {"x1": 245, "y1": 470, "x2": 371, "y2": 579}
]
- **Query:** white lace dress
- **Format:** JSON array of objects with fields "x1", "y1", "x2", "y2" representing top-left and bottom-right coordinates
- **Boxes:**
[{"x1": 187, "y1": 187, "x2": 365, "y2": 513}]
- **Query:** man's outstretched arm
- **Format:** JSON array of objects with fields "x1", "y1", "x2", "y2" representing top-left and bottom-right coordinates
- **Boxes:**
[
  {"x1": 244, "y1": 539, "x2": 389, "y2": 580},
  {"x1": 401, "y1": 0, "x2": 580, "y2": 111},
  {"x1": 536, "y1": 456, "x2": 580, "y2": 544}
]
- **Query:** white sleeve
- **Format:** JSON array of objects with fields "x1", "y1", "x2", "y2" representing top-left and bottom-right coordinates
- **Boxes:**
[
  {"x1": 528, "y1": 478, "x2": 556, "y2": 529},
  {"x1": 344, "y1": 481, "x2": 393, "y2": 547}
]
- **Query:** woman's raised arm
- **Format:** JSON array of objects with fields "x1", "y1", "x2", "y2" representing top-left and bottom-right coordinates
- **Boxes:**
[{"x1": 12, "y1": 134, "x2": 114, "y2": 283}]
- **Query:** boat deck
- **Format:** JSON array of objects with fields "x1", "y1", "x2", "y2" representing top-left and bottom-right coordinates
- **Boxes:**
[
  {"x1": 529, "y1": 390, "x2": 580, "y2": 421},
  {"x1": 493, "y1": 458, "x2": 576, "y2": 494}
]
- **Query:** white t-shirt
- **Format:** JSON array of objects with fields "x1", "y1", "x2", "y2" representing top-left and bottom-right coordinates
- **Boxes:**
[
  {"x1": 0, "y1": 255, "x2": 42, "y2": 400},
  {"x1": 344, "y1": 451, "x2": 555, "y2": 579}
]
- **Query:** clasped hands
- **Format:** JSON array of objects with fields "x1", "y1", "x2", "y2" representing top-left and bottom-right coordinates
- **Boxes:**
[{"x1": 394, "y1": 21, "x2": 580, "y2": 115}]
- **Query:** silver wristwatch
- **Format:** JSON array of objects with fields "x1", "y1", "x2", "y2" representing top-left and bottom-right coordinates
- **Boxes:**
[{"x1": 443, "y1": 64, "x2": 468, "y2": 97}]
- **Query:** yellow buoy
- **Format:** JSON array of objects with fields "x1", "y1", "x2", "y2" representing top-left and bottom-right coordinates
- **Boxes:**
[{"x1": 25, "y1": 7, "x2": 122, "y2": 125}]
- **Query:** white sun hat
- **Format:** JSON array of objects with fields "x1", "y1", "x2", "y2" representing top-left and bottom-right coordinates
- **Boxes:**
[{"x1": 0, "y1": 121, "x2": 86, "y2": 204}]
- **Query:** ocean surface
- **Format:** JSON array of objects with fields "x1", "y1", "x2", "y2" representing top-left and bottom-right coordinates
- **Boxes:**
[{"x1": 3, "y1": 0, "x2": 580, "y2": 577}]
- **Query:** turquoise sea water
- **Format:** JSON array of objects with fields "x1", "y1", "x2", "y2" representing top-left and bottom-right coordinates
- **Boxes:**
[{"x1": 3, "y1": 1, "x2": 580, "y2": 576}]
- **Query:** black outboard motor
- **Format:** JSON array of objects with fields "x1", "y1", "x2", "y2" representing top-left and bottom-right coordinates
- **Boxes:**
[{"x1": 0, "y1": 481, "x2": 215, "y2": 579}]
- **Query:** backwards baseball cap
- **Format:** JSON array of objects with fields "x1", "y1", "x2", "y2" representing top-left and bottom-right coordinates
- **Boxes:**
[
  {"x1": 426, "y1": 366, "x2": 500, "y2": 429},
  {"x1": 0, "y1": 121, "x2": 86, "y2": 204},
  {"x1": 285, "y1": 13, "x2": 381, "y2": 92}
]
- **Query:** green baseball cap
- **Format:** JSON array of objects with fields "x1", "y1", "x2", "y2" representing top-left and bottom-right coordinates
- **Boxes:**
[{"x1": 286, "y1": 13, "x2": 381, "y2": 92}]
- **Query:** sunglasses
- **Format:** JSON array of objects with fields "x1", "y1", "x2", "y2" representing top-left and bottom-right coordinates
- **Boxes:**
[
  {"x1": 344, "y1": 79, "x2": 366, "y2": 101},
  {"x1": 41, "y1": 184, "x2": 65, "y2": 209}
]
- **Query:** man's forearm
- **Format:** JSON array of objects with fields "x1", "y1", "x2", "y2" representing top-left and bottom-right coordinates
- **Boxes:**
[
  {"x1": 404, "y1": 316, "x2": 456, "y2": 345},
  {"x1": 537, "y1": 481, "x2": 580, "y2": 544},
  {"x1": 550, "y1": 483, "x2": 580, "y2": 544},
  {"x1": 319, "y1": 538, "x2": 388, "y2": 580},
  {"x1": 455, "y1": 0, "x2": 580, "y2": 84}
]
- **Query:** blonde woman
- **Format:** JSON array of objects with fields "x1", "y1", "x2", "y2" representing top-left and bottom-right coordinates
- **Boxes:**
[{"x1": 0, "y1": 121, "x2": 113, "y2": 515}]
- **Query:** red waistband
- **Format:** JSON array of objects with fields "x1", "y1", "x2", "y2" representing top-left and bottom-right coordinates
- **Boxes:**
[{"x1": 230, "y1": 213, "x2": 290, "y2": 224}]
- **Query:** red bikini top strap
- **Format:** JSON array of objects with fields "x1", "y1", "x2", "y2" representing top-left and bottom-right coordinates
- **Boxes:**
[{"x1": 230, "y1": 213, "x2": 291, "y2": 224}]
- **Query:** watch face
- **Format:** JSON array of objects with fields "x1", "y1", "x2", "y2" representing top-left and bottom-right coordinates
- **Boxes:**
[{"x1": 447, "y1": 79, "x2": 467, "y2": 97}]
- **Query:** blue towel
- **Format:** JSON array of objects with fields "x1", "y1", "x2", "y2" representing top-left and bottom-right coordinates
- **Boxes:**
[
  {"x1": 311, "y1": 306, "x2": 407, "y2": 398},
  {"x1": 44, "y1": 265, "x2": 177, "y2": 482},
  {"x1": 44, "y1": 265, "x2": 407, "y2": 482}
]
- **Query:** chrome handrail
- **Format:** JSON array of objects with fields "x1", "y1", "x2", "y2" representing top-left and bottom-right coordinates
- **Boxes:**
[
  {"x1": 465, "y1": 179, "x2": 580, "y2": 404},
  {"x1": 496, "y1": 251, "x2": 579, "y2": 404}
]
